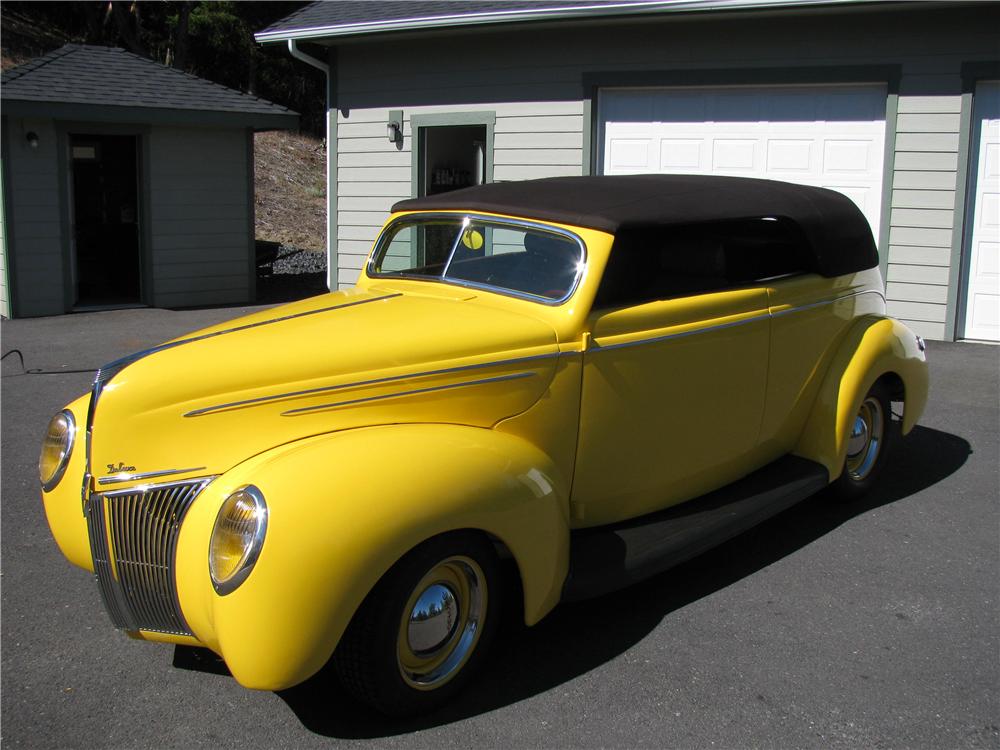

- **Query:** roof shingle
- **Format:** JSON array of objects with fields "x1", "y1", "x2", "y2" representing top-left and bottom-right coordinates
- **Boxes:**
[
  {"x1": 255, "y1": 0, "x2": 873, "y2": 40},
  {"x1": 1, "y1": 44, "x2": 297, "y2": 120}
]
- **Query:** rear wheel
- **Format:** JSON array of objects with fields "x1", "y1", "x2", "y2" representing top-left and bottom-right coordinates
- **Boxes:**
[
  {"x1": 334, "y1": 532, "x2": 500, "y2": 717},
  {"x1": 829, "y1": 380, "x2": 894, "y2": 500}
]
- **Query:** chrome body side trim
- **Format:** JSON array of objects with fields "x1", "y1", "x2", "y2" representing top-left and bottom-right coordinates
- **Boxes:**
[
  {"x1": 79, "y1": 293, "x2": 400, "y2": 510},
  {"x1": 770, "y1": 288, "x2": 885, "y2": 318},
  {"x1": 95, "y1": 293, "x2": 401, "y2": 383},
  {"x1": 185, "y1": 351, "x2": 562, "y2": 417},
  {"x1": 281, "y1": 371, "x2": 538, "y2": 416},
  {"x1": 594, "y1": 311, "x2": 772, "y2": 352},
  {"x1": 97, "y1": 466, "x2": 208, "y2": 486},
  {"x1": 592, "y1": 289, "x2": 884, "y2": 353},
  {"x1": 366, "y1": 213, "x2": 588, "y2": 307}
]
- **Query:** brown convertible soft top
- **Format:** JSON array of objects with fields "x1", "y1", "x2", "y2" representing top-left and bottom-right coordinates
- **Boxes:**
[{"x1": 393, "y1": 175, "x2": 878, "y2": 278}]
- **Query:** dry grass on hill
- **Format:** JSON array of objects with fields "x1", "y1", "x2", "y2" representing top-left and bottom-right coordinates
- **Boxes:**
[{"x1": 254, "y1": 130, "x2": 326, "y2": 253}]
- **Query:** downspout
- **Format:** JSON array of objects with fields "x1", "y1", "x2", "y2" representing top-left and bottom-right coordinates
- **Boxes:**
[{"x1": 287, "y1": 40, "x2": 336, "y2": 291}]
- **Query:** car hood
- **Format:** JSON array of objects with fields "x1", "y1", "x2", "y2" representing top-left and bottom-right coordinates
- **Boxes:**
[{"x1": 88, "y1": 287, "x2": 559, "y2": 488}]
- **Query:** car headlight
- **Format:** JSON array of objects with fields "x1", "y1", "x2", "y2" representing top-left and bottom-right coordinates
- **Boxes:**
[
  {"x1": 39, "y1": 410, "x2": 76, "y2": 492},
  {"x1": 209, "y1": 485, "x2": 267, "y2": 595}
]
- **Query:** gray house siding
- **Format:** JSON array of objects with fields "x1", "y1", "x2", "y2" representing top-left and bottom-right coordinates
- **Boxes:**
[
  {"x1": 886, "y1": 93, "x2": 965, "y2": 339},
  {"x1": 335, "y1": 102, "x2": 584, "y2": 286},
  {"x1": 2, "y1": 116, "x2": 65, "y2": 317},
  {"x1": 328, "y1": 4, "x2": 998, "y2": 339},
  {"x1": 0, "y1": 118, "x2": 255, "y2": 316},
  {"x1": 148, "y1": 125, "x2": 254, "y2": 308}
]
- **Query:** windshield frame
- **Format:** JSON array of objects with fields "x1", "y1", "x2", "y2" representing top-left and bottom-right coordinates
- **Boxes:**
[{"x1": 366, "y1": 212, "x2": 588, "y2": 306}]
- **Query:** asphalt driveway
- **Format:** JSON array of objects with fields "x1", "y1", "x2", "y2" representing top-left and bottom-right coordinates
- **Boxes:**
[{"x1": 2, "y1": 305, "x2": 998, "y2": 749}]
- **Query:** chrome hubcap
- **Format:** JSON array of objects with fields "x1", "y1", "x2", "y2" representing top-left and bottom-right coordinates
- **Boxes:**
[
  {"x1": 397, "y1": 556, "x2": 486, "y2": 690},
  {"x1": 407, "y1": 584, "x2": 458, "y2": 654},
  {"x1": 845, "y1": 396, "x2": 884, "y2": 481}
]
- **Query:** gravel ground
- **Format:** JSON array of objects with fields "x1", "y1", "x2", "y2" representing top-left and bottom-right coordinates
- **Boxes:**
[{"x1": 256, "y1": 244, "x2": 329, "y2": 304}]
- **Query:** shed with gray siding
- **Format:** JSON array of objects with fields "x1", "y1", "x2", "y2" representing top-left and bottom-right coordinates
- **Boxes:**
[
  {"x1": 257, "y1": 0, "x2": 999, "y2": 342},
  {"x1": 0, "y1": 44, "x2": 297, "y2": 318}
]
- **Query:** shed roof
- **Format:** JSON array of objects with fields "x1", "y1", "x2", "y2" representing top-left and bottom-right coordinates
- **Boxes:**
[
  {"x1": 256, "y1": 0, "x2": 885, "y2": 42},
  {"x1": 393, "y1": 175, "x2": 878, "y2": 278},
  {"x1": 1, "y1": 44, "x2": 298, "y2": 130}
]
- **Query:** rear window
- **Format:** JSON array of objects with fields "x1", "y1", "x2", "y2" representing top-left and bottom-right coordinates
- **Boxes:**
[{"x1": 369, "y1": 215, "x2": 585, "y2": 303}]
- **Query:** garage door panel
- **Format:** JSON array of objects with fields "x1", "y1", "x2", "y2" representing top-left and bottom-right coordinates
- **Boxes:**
[
  {"x1": 661, "y1": 139, "x2": 703, "y2": 170},
  {"x1": 601, "y1": 84, "x2": 887, "y2": 238},
  {"x1": 766, "y1": 140, "x2": 813, "y2": 172},
  {"x1": 607, "y1": 138, "x2": 653, "y2": 170},
  {"x1": 822, "y1": 185, "x2": 876, "y2": 220},
  {"x1": 712, "y1": 139, "x2": 758, "y2": 171},
  {"x1": 822, "y1": 139, "x2": 878, "y2": 173},
  {"x1": 962, "y1": 81, "x2": 999, "y2": 341}
]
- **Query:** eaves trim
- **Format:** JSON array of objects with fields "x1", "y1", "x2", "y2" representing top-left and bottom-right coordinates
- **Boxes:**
[
  {"x1": 255, "y1": 0, "x2": 879, "y2": 43},
  {"x1": 1, "y1": 99, "x2": 299, "y2": 131}
]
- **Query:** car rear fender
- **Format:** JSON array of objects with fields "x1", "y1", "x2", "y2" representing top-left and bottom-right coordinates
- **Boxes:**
[
  {"x1": 174, "y1": 423, "x2": 570, "y2": 691},
  {"x1": 793, "y1": 316, "x2": 929, "y2": 481}
]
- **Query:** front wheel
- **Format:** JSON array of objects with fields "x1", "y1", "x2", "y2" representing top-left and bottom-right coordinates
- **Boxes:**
[
  {"x1": 334, "y1": 532, "x2": 500, "y2": 717},
  {"x1": 828, "y1": 380, "x2": 894, "y2": 501}
]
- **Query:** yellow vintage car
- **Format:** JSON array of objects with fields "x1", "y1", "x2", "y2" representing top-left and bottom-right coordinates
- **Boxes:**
[{"x1": 41, "y1": 175, "x2": 928, "y2": 716}]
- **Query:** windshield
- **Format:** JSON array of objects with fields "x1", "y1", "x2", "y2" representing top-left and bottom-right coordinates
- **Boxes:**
[{"x1": 368, "y1": 215, "x2": 585, "y2": 303}]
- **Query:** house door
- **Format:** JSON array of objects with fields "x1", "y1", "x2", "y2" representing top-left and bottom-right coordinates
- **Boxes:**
[
  {"x1": 418, "y1": 125, "x2": 487, "y2": 197},
  {"x1": 70, "y1": 134, "x2": 142, "y2": 307}
]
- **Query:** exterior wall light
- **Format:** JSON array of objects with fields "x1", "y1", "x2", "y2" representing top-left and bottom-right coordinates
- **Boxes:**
[
  {"x1": 387, "y1": 110, "x2": 403, "y2": 147},
  {"x1": 26, "y1": 131, "x2": 39, "y2": 149},
  {"x1": 387, "y1": 120, "x2": 402, "y2": 145}
]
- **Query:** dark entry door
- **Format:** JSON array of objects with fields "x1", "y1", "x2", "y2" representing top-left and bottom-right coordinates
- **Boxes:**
[
  {"x1": 418, "y1": 125, "x2": 487, "y2": 197},
  {"x1": 70, "y1": 134, "x2": 142, "y2": 306}
]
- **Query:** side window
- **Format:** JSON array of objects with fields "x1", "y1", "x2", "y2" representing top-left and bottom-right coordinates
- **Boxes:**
[{"x1": 594, "y1": 218, "x2": 813, "y2": 309}]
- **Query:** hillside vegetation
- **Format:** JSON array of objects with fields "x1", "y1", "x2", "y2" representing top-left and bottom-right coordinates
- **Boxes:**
[
  {"x1": 254, "y1": 130, "x2": 326, "y2": 254},
  {"x1": 2, "y1": 2, "x2": 328, "y2": 256}
]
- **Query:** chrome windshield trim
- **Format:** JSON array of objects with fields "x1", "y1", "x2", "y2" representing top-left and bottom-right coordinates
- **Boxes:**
[
  {"x1": 366, "y1": 212, "x2": 588, "y2": 307},
  {"x1": 184, "y1": 350, "x2": 562, "y2": 418},
  {"x1": 97, "y1": 467, "x2": 208, "y2": 487},
  {"x1": 281, "y1": 371, "x2": 538, "y2": 416}
]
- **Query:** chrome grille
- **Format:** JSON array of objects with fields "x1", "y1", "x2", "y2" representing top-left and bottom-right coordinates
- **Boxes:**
[{"x1": 87, "y1": 477, "x2": 213, "y2": 636}]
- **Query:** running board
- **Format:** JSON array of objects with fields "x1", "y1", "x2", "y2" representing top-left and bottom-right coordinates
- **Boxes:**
[{"x1": 562, "y1": 456, "x2": 829, "y2": 602}]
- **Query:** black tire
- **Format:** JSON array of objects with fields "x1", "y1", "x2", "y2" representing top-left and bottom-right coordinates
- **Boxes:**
[
  {"x1": 828, "y1": 379, "x2": 895, "y2": 501},
  {"x1": 334, "y1": 531, "x2": 500, "y2": 717}
]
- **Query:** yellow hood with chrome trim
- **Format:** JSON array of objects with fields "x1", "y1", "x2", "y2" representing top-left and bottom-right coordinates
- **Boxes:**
[{"x1": 89, "y1": 287, "x2": 559, "y2": 486}]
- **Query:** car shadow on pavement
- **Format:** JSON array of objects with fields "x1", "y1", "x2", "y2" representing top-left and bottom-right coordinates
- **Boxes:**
[{"x1": 186, "y1": 424, "x2": 970, "y2": 737}]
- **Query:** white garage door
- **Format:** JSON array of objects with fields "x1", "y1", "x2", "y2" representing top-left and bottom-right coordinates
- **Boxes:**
[
  {"x1": 962, "y1": 81, "x2": 1000, "y2": 342},
  {"x1": 601, "y1": 84, "x2": 888, "y2": 240}
]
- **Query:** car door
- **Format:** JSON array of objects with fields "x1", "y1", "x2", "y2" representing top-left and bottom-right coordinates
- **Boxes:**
[{"x1": 570, "y1": 229, "x2": 771, "y2": 528}]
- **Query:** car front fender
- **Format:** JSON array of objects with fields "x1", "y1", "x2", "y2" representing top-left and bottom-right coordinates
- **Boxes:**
[
  {"x1": 794, "y1": 315, "x2": 929, "y2": 481},
  {"x1": 173, "y1": 423, "x2": 571, "y2": 691}
]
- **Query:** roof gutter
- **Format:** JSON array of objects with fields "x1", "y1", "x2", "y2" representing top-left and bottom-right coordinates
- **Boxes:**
[
  {"x1": 286, "y1": 39, "x2": 329, "y2": 75},
  {"x1": 284, "y1": 40, "x2": 336, "y2": 291},
  {"x1": 255, "y1": 0, "x2": 880, "y2": 43}
]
